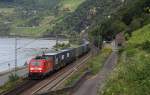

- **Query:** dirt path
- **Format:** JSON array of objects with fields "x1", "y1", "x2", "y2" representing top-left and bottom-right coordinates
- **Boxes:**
[{"x1": 72, "y1": 51, "x2": 118, "y2": 95}]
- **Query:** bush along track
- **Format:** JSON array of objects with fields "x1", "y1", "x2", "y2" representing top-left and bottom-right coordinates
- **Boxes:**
[
  {"x1": 64, "y1": 48, "x2": 112, "y2": 89},
  {"x1": 0, "y1": 74, "x2": 24, "y2": 94},
  {"x1": 87, "y1": 48, "x2": 112, "y2": 75},
  {"x1": 100, "y1": 24, "x2": 150, "y2": 95}
]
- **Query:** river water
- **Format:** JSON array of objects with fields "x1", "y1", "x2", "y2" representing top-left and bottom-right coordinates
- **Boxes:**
[{"x1": 0, "y1": 38, "x2": 66, "y2": 72}]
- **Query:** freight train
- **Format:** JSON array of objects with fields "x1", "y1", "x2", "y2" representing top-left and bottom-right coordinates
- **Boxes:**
[{"x1": 28, "y1": 42, "x2": 90, "y2": 79}]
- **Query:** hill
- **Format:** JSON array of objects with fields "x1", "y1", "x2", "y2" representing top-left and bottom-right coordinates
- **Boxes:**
[
  {"x1": 51, "y1": 0, "x2": 149, "y2": 42},
  {"x1": 0, "y1": 0, "x2": 127, "y2": 37},
  {"x1": 51, "y1": 0, "x2": 123, "y2": 34},
  {"x1": 100, "y1": 24, "x2": 150, "y2": 95},
  {"x1": 0, "y1": 0, "x2": 86, "y2": 37},
  {"x1": 87, "y1": 0, "x2": 150, "y2": 46},
  {"x1": 0, "y1": 0, "x2": 149, "y2": 39}
]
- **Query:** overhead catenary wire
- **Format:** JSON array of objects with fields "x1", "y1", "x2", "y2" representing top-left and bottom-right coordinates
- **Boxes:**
[{"x1": 0, "y1": 38, "x2": 51, "y2": 68}]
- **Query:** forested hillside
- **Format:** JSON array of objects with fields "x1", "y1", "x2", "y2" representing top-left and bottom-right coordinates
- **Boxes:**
[
  {"x1": 0, "y1": 0, "x2": 86, "y2": 37},
  {"x1": 88, "y1": 0, "x2": 150, "y2": 46},
  {"x1": 51, "y1": 0, "x2": 123, "y2": 34},
  {"x1": 0, "y1": 0, "x2": 126, "y2": 37},
  {"x1": 0, "y1": 0, "x2": 149, "y2": 39}
]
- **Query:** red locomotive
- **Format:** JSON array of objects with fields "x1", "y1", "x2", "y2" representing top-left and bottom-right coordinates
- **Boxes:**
[{"x1": 28, "y1": 55, "x2": 54, "y2": 78}]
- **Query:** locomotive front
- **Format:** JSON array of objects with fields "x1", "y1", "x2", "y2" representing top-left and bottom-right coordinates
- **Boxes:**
[{"x1": 28, "y1": 56, "x2": 54, "y2": 79}]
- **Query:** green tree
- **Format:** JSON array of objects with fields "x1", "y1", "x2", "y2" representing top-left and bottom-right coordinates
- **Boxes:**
[
  {"x1": 111, "y1": 20, "x2": 127, "y2": 33},
  {"x1": 0, "y1": 23, "x2": 10, "y2": 36}
]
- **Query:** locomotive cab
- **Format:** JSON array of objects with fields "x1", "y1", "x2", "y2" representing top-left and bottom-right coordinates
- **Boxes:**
[{"x1": 28, "y1": 56, "x2": 54, "y2": 78}]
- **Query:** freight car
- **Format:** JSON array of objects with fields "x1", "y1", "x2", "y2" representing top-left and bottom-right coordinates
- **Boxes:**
[{"x1": 28, "y1": 42, "x2": 90, "y2": 79}]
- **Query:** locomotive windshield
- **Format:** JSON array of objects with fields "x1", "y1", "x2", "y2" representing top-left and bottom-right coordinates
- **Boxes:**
[
  {"x1": 31, "y1": 62, "x2": 41, "y2": 66},
  {"x1": 35, "y1": 55, "x2": 52, "y2": 60}
]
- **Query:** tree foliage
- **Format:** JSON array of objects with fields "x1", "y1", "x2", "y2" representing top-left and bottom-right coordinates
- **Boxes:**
[
  {"x1": 88, "y1": 0, "x2": 150, "y2": 47},
  {"x1": 0, "y1": 23, "x2": 11, "y2": 36}
]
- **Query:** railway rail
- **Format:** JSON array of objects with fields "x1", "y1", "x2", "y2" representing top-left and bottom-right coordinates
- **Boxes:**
[
  {"x1": 32, "y1": 53, "x2": 91, "y2": 95},
  {"x1": 2, "y1": 52, "x2": 91, "y2": 95}
]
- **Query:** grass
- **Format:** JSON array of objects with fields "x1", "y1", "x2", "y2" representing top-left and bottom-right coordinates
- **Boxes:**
[
  {"x1": 11, "y1": 9, "x2": 67, "y2": 37},
  {"x1": 0, "y1": 74, "x2": 23, "y2": 94},
  {"x1": 61, "y1": 0, "x2": 86, "y2": 12},
  {"x1": 100, "y1": 24, "x2": 150, "y2": 95},
  {"x1": 87, "y1": 48, "x2": 112, "y2": 75},
  {"x1": 128, "y1": 24, "x2": 150, "y2": 46},
  {"x1": 0, "y1": 8, "x2": 14, "y2": 14},
  {"x1": 64, "y1": 66, "x2": 86, "y2": 87},
  {"x1": 64, "y1": 48, "x2": 112, "y2": 87}
]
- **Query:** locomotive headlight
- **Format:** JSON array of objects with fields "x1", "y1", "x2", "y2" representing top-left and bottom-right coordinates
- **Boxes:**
[
  {"x1": 30, "y1": 68, "x2": 34, "y2": 70},
  {"x1": 30, "y1": 67, "x2": 42, "y2": 70},
  {"x1": 38, "y1": 68, "x2": 42, "y2": 70}
]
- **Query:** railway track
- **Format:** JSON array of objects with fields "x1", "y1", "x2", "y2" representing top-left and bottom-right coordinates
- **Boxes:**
[
  {"x1": 2, "y1": 52, "x2": 91, "y2": 95},
  {"x1": 31, "y1": 53, "x2": 91, "y2": 95},
  {"x1": 23, "y1": 53, "x2": 91, "y2": 95},
  {"x1": 1, "y1": 80, "x2": 40, "y2": 95}
]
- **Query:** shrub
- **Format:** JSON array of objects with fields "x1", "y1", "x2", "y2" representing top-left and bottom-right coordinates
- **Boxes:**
[
  {"x1": 8, "y1": 73, "x2": 19, "y2": 82},
  {"x1": 141, "y1": 40, "x2": 150, "y2": 53}
]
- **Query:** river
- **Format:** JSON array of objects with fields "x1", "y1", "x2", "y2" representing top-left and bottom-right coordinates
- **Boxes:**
[{"x1": 0, "y1": 37, "x2": 67, "y2": 72}]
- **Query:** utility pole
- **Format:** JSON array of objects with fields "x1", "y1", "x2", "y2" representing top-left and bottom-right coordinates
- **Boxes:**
[
  {"x1": 98, "y1": 24, "x2": 102, "y2": 49},
  {"x1": 56, "y1": 35, "x2": 58, "y2": 46},
  {"x1": 14, "y1": 36, "x2": 17, "y2": 73},
  {"x1": 8, "y1": 63, "x2": 11, "y2": 74},
  {"x1": 55, "y1": 35, "x2": 59, "y2": 51}
]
